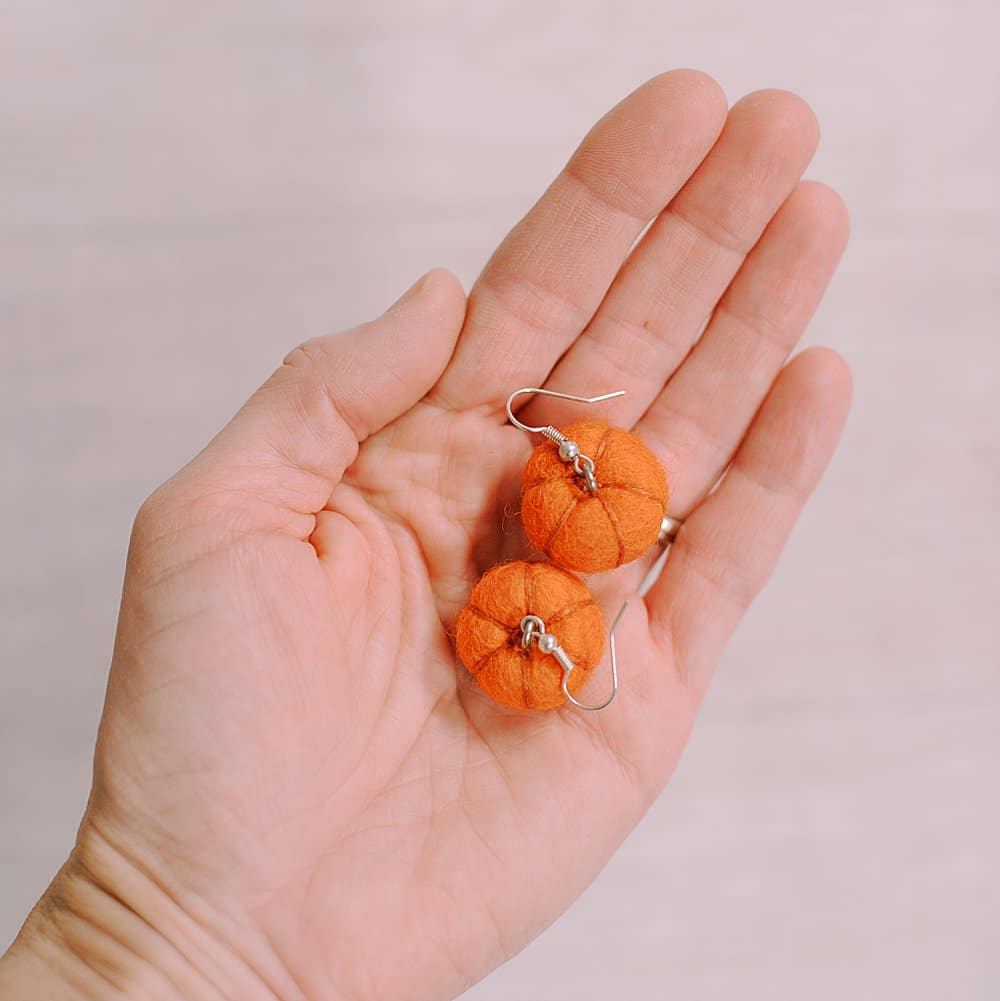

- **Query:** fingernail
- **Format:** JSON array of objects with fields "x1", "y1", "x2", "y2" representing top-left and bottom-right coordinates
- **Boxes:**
[{"x1": 385, "y1": 272, "x2": 430, "y2": 314}]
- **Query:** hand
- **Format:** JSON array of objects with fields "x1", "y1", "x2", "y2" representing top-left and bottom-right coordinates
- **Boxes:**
[{"x1": 1, "y1": 71, "x2": 851, "y2": 1001}]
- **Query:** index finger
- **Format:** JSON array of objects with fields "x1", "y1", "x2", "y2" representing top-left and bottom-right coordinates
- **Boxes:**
[{"x1": 428, "y1": 69, "x2": 727, "y2": 413}]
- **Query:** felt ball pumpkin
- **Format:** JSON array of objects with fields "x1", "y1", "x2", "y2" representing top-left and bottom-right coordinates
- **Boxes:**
[
  {"x1": 520, "y1": 419, "x2": 669, "y2": 574},
  {"x1": 454, "y1": 561, "x2": 605, "y2": 710}
]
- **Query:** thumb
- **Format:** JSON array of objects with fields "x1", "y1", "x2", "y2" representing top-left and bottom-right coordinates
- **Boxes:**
[{"x1": 158, "y1": 268, "x2": 467, "y2": 522}]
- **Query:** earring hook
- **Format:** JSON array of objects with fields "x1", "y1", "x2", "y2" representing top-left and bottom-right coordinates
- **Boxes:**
[
  {"x1": 562, "y1": 599, "x2": 628, "y2": 712},
  {"x1": 505, "y1": 387, "x2": 625, "y2": 434},
  {"x1": 520, "y1": 600, "x2": 629, "y2": 712},
  {"x1": 506, "y1": 387, "x2": 625, "y2": 495}
]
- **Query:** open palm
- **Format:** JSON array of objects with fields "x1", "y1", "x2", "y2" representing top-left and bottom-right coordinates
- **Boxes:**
[{"x1": 65, "y1": 72, "x2": 851, "y2": 1001}]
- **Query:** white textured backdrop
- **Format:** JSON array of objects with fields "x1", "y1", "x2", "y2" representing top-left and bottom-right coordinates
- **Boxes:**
[{"x1": 1, "y1": 2, "x2": 997, "y2": 998}]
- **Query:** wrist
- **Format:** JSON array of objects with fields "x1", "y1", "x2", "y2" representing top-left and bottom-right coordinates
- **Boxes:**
[
  {"x1": 0, "y1": 851, "x2": 213, "y2": 1001},
  {"x1": 0, "y1": 824, "x2": 286, "y2": 1001}
]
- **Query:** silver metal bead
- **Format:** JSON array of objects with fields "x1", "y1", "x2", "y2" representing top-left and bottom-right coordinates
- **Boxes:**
[
  {"x1": 537, "y1": 633, "x2": 557, "y2": 654},
  {"x1": 558, "y1": 439, "x2": 580, "y2": 461}
]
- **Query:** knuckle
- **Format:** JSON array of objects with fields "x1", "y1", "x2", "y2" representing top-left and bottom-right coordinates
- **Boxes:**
[{"x1": 281, "y1": 336, "x2": 326, "y2": 372}]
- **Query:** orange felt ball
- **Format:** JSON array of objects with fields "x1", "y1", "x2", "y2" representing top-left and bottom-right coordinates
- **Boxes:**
[
  {"x1": 454, "y1": 561, "x2": 605, "y2": 711},
  {"x1": 520, "y1": 420, "x2": 669, "y2": 574}
]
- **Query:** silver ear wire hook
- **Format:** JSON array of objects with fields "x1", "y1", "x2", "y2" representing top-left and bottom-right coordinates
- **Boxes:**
[
  {"x1": 505, "y1": 387, "x2": 625, "y2": 494},
  {"x1": 505, "y1": 387, "x2": 626, "y2": 434},
  {"x1": 519, "y1": 599, "x2": 628, "y2": 712}
]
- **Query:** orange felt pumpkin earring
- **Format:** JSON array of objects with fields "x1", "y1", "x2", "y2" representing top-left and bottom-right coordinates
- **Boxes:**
[
  {"x1": 454, "y1": 560, "x2": 628, "y2": 712},
  {"x1": 507, "y1": 388, "x2": 672, "y2": 574}
]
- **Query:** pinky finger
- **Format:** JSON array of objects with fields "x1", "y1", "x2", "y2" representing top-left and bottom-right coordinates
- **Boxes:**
[{"x1": 645, "y1": 346, "x2": 853, "y2": 698}]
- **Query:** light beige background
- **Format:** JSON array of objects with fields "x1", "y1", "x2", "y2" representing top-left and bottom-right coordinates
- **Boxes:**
[{"x1": 1, "y1": 2, "x2": 997, "y2": 998}]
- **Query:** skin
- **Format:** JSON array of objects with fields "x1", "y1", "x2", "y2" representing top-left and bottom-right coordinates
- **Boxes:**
[{"x1": 0, "y1": 70, "x2": 852, "y2": 1000}]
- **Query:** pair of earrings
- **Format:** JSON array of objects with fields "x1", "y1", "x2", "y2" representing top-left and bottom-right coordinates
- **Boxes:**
[{"x1": 453, "y1": 388, "x2": 675, "y2": 712}]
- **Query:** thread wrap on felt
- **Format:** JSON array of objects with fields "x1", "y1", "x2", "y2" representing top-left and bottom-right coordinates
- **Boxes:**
[
  {"x1": 454, "y1": 561, "x2": 605, "y2": 710},
  {"x1": 520, "y1": 420, "x2": 669, "y2": 574}
]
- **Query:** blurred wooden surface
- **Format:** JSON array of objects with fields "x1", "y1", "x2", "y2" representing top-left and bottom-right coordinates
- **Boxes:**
[{"x1": 1, "y1": 2, "x2": 997, "y2": 998}]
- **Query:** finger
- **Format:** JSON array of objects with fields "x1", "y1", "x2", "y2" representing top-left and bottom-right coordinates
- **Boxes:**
[
  {"x1": 640, "y1": 180, "x2": 849, "y2": 513},
  {"x1": 428, "y1": 70, "x2": 728, "y2": 412},
  {"x1": 526, "y1": 90, "x2": 822, "y2": 430},
  {"x1": 156, "y1": 269, "x2": 467, "y2": 530},
  {"x1": 645, "y1": 347, "x2": 852, "y2": 697}
]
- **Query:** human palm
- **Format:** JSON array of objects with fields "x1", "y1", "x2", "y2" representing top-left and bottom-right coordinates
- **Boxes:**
[{"x1": 27, "y1": 71, "x2": 852, "y2": 1001}]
